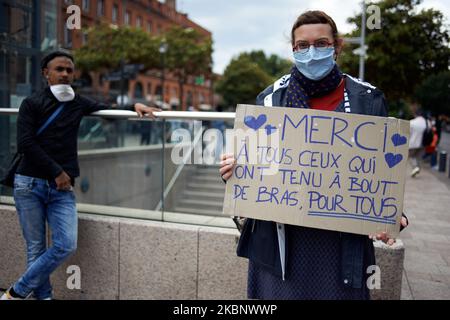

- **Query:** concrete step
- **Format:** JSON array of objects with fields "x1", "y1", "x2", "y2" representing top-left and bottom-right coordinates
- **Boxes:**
[
  {"x1": 186, "y1": 182, "x2": 226, "y2": 192},
  {"x1": 185, "y1": 164, "x2": 220, "y2": 170},
  {"x1": 193, "y1": 164, "x2": 221, "y2": 169},
  {"x1": 191, "y1": 175, "x2": 223, "y2": 183},
  {"x1": 182, "y1": 190, "x2": 225, "y2": 201},
  {"x1": 173, "y1": 206, "x2": 224, "y2": 217},
  {"x1": 193, "y1": 172, "x2": 221, "y2": 179},
  {"x1": 172, "y1": 165, "x2": 226, "y2": 214},
  {"x1": 195, "y1": 166, "x2": 220, "y2": 175},
  {"x1": 176, "y1": 198, "x2": 223, "y2": 211}
]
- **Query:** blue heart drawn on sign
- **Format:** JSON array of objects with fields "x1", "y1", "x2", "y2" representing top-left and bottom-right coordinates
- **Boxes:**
[
  {"x1": 265, "y1": 124, "x2": 277, "y2": 135},
  {"x1": 244, "y1": 114, "x2": 267, "y2": 130},
  {"x1": 385, "y1": 153, "x2": 403, "y2": 168},
  {"x1": 391, "y1": 133, "x2": 407, "y2": 147}
]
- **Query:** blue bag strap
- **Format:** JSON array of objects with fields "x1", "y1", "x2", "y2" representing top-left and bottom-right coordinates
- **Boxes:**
[{"x1": 36, "y1": 103, "x2": 66, "y2": 136}]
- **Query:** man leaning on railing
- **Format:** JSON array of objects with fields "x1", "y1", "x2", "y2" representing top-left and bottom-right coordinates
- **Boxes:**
[{"x1": 0, "y1": 50, "x2": 160, "y2": 300}]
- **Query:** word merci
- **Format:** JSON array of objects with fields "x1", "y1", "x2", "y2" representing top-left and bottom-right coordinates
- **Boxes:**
[{"x1": 281, "y1": 113, "x2": 390, "y2": 152}]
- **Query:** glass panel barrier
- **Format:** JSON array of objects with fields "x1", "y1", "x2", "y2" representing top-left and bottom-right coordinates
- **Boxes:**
[
  {"x1": 161, "y1": 117, "x2": 235, "y2": 227},
  {"x1": 0, "y1": 114, "x2": 18, "y2": 198},
  {"x1": 74, "y1": 116, "x2": 164, "y2": 216},
  {"x1": 0, "y1": 111, "x2": 236, "y2": 228},
  {"x1": 0, "y1": 114, "x2": 164, "y2": 220}
]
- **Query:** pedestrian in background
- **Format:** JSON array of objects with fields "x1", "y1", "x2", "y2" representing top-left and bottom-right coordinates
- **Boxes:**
[{"x1": 409, "y1": 107, "x2": 429, "y2": 177}]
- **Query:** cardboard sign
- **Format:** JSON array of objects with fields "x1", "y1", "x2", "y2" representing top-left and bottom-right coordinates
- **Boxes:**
[{"x1": 222, "y1": 104, "x2": 410, "y2": 237}]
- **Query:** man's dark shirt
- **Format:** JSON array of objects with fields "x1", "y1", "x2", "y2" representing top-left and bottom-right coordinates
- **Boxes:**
[{"x1": 16, "y1": 87, "x2": 133, "y2": 183}]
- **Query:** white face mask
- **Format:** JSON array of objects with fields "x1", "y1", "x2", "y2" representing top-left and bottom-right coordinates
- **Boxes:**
[{"x1": 50, "y1": 84, "x2": 75, "y2": 102}]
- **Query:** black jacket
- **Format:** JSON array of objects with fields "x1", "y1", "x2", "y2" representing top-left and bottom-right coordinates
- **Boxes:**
[
  {"x1": 16, "y1": 87, "x2": 133, "y2": 182},
  {"x1": 236, "y1": 73, "x2": 397, "y2": 288}
]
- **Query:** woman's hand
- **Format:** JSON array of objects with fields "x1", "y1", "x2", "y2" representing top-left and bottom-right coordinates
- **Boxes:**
[
  {"x1": 369, "y1": 216, "x2": 408, "y2": 246},
  {"x1": 219, "y1": 153, "x2": 236, "y2": 181}
]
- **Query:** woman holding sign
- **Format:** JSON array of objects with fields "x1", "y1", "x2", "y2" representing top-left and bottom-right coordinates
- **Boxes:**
[{"x1": 220, "y1": 10, "x2": 408, "y2": 300}]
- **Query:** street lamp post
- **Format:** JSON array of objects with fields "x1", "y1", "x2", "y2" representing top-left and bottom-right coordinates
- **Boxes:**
[
  {"x1": 119, "y1": 57, "x2": 125, "y2": 107},
  {"x1": 209, "y1": 62, "x2": 214, "y2": 110},
  {"x1": 343, "y1": 1, "x2": 367, "y2": 82},
  {"x1": 158, "y1": 40, "x2": 168, "y2": 216},
  {"x1": 359, "y1": 0, "x2": 367, "y2": 81},
  {"x1": 159, "y1": 41, "x2": 168, "y2": 107}
]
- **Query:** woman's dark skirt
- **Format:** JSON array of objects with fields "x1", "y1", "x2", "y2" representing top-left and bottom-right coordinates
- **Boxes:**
[{"x1": 247, "y1": 225, "x2": 372, "y2": 300}]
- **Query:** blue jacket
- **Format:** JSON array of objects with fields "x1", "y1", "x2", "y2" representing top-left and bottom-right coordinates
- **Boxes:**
[{"x1": 236, "y1": 73, "x2": 389, "y2": 289}]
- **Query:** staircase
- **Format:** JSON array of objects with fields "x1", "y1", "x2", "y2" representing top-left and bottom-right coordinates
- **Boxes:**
[{"x1": 173, "y1": 165, "x2": 226, "y2": 217}]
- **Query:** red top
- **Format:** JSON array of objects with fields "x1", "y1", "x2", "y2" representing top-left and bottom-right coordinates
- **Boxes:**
[{"x1": 309, "y1": 78, "x2": 345, "y2": 111}]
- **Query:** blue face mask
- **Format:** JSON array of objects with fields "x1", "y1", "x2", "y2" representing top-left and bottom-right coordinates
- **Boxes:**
[{"x1": 293, "y1": 46, "x2": 336, "y2": 81}]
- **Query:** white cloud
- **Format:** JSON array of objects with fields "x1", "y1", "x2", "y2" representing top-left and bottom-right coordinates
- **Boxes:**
[{"x1": 179, "y1": 0, "x2": 450, "y2": 74}]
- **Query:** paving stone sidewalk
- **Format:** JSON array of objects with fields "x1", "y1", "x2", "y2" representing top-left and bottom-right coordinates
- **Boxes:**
[{"x1": 400, "y1": 160, "x2": 450, "y2": 300}]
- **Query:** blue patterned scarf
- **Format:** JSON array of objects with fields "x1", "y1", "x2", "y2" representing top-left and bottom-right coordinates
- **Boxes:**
[{"x1": 286, "y1": 65, "x2": 343, "y2": 109}]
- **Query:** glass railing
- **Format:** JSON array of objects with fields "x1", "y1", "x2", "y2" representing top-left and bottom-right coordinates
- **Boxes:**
[
  {"x1": 0, "y1": 108, "x2": 236, "y2": 228},
  {"x1": 0, "y1": 113, "x2": 18, "y2": 198}
]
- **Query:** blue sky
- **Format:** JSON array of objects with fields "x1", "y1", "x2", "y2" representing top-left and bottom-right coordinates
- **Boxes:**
[{"x1": 177, "y1": 0, "x2": 450, "y2": 74}]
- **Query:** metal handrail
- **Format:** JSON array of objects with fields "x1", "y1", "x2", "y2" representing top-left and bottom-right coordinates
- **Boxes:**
[{"x1": 0, "y1": 108, "x2": 236, "y2": 121}]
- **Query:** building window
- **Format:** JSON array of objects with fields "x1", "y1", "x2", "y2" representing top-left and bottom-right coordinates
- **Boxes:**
[
  {"x1": 136, "y1": 16, "x2": 142, "y2": 28},
  {"x1": 112, "y1": 4, "x2": 119, "y2": 23},
  {"x1": 186, "y1": 91, "x2": 193, "y2": 107},
  {"x1": 147, "y1": 83, "x2": 152, "y2": 96},
  {"x1": 64, "y1": 28, "x2": 72, "y2": 47},
  {"x1": 82, "y1": 31, "x2": 88, "y2": 45},
  {"x1": 82, "y1": 0, "x2": 90, "y2": 12},
  {"x1": 44, "y1": 8, "x2": 57, "y2": 50},
  {"x1": 155, "y1": 85, "x2": 162, "y2": 100},
  {"x1": 134, "y1": 82, "x2": 144, "y2": 99},
  {"x1": 97, "y1": 0, "x2": 105, "y2": 16},
  {"x1": 125, "y1": 11, "x2": 131, "y2": 25},
  {"x1": 147, "y1": 21, "x2": 152, "y2": 33},
  {"x1": 199, "y1": 93, "x2": 205, "y2": 104}
]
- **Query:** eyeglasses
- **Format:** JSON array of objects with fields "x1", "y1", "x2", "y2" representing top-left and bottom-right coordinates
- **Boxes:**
[{"x1": 293, "y1": 39, "x2": 334, "y2": 53}]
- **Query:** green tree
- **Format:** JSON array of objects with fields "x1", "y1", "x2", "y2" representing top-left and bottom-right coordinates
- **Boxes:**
[
  {"x1": 216, "y1": 55, "x2": 273, "y2": 109},
  {"x1": 74, "y1": 24, "x2": 160, "y2": 71},
  {"x1": 415, "y1": 71, "x2": 450, "y2": 115},
  {"x1": 339, "y1": 0, "x2": 450, "y2": 114},
  {"x1": 240, "y1": 50, "x2": 292, "y2": 80},
  {"x1": 161, "y1": 26, "x2": 213, "y2": 109}
]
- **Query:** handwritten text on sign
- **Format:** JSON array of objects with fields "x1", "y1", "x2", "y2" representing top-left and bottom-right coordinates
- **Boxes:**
[{"x1": 222, "y1": 105, "x2": 410, "y2": 237}]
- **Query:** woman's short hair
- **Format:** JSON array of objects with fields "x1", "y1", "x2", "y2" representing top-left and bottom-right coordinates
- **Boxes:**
[{"x1": 291, "y1": 10, "x2": 339, "y2": 46}]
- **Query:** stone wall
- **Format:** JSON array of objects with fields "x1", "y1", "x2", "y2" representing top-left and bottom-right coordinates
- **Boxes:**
[
  {"x1": 0, "y1": 205, "x2": 247, "y2": 300},
  {"x1": 0, "y1": 205, "x2": 404, "y2": 300}
]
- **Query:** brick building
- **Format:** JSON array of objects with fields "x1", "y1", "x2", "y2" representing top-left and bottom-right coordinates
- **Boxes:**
[{"x1": 58, "y1": 0, "x2": 213, "y2": 110}]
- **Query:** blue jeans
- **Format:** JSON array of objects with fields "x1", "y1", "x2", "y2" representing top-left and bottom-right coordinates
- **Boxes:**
[{"x1": 12, "y1": 174, "x2": 77, "y2": 299}]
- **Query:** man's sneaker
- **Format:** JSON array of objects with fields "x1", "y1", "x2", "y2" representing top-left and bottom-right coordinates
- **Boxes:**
[
  {"x1": 0, "y1": 289, "x2": 25, "y2": 300},
  {"x1": 411, "y1": 167, "x2": 420, "y2": 177}
]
